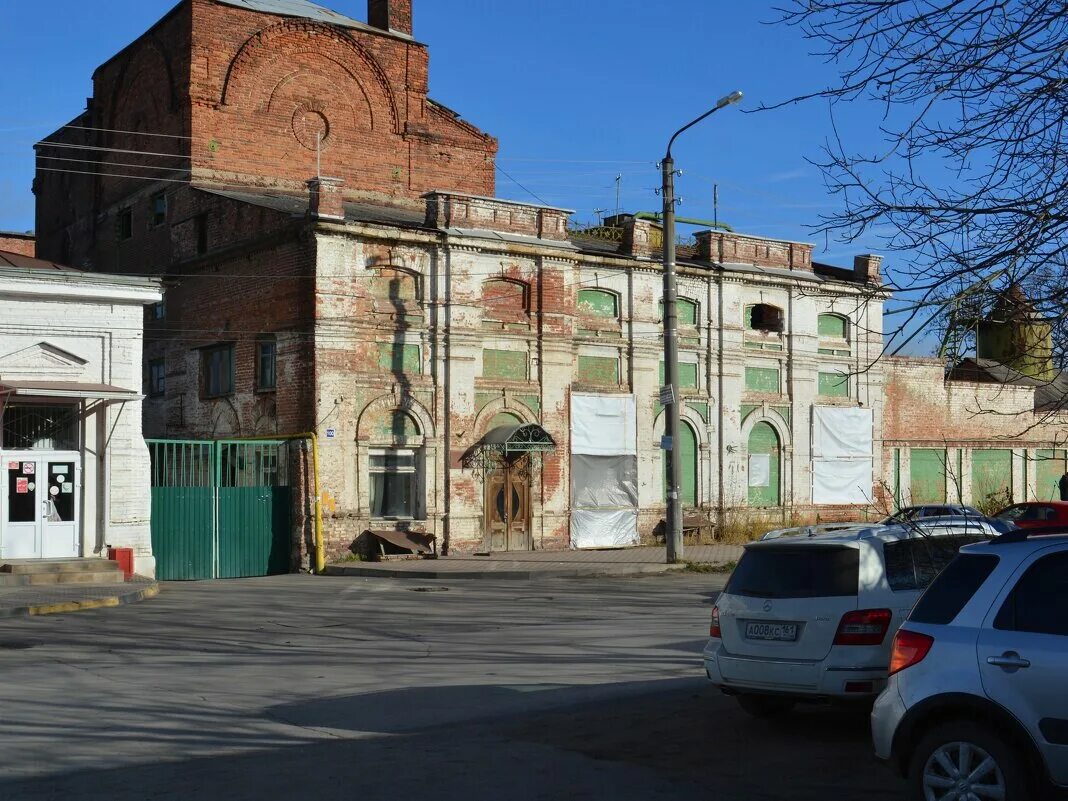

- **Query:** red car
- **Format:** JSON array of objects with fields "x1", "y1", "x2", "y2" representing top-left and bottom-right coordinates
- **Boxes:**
[{"x1": 994, "y1": 500, "x2": 1068, "y2": 529}]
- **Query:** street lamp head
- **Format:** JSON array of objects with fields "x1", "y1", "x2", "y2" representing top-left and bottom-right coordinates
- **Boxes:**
[{"x1": 716, "y1": 90, "x2": 744, "y2": 109}]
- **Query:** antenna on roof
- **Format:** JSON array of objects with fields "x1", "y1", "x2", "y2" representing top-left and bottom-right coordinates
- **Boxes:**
[
  {"x1": 615, "y1": 174, "x2": 622, "y2": 217},
  {"x1": 713, "y1": 183, "x2": 719, "y2": 230}
]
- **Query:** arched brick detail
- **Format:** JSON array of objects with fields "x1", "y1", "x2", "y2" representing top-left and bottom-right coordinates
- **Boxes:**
[
  {"x1": 220, "y1": 20, "x2": 400, "y2": 136},
  {"x1": 472, "y1": 398, "x2": 539, "y2": 439},
  {"x1": 356, "y1": 393, "x2": 436, "y2": 443},
  {"x1": 108, "y1": 35, "x2": 179, "y2": 125}
]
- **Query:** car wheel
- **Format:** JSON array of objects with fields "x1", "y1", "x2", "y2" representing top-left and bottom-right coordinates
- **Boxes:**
[
  {"x1": 908, "y1": 721, "x2": 1030, "y2": 801},
  {"x1": 736, "y1": 694, "x2": 796, "y2": 719}
]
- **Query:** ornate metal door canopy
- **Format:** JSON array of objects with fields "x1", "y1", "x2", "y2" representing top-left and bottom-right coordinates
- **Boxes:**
[{"x1": 463, "y1": 424, "x2": 556, "y2": 474}]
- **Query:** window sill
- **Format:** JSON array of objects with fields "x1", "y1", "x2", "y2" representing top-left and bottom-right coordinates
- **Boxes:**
[
  {"x1": 202, "y1": 393, "x2": 235, "y2": 401},
  {"x1": 255, "y1": 387, "x2": 277, "y2": 394}
]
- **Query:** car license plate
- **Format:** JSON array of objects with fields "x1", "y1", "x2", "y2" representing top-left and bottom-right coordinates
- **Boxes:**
[{"x1": 745, "y1": 622, "x2": 798, "y2": 641}]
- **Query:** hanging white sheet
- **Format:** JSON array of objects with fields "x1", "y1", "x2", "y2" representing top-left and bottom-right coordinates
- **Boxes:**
[
  {"x1": 571, "y1": 394, "x2": 636, "y2": 456},
  {"x1": 570, "y1": 508, "x2": 640, "y2": 549},
  {"x1": 748, "y1": 454, "x2": 771, "y2": 487},
  {"x1": 812, "y1": 458, "x2": 874, "y2": 505},
  {"x1": 812, "y1": 406, "x2": 874, "y2": 459}
]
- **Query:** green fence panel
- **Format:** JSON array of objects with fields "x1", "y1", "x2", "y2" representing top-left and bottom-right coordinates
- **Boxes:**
[
  {"x1": 971, "y1": 449, "x2": 1013, "y2": 507},
  {"x1": 910, "y1": 449, "x2": 947, "y2": 505},
  {"x1": 216, "y1": 442, "x2": 291, "y2": 580},
  {"x1": 1035, "y1": 449, "x2": 1067, "y2": 501}
]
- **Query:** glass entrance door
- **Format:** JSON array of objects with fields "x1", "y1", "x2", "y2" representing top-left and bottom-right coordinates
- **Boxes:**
[{"x1": 1, "y1": 455, "x2": 79, "y2": 559}]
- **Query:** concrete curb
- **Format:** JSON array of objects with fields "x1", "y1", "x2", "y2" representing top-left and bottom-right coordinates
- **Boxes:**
[
  {"x1": 0, "y1": 582, "x2": 160, "y2": 619},
  {"x1": 324, "y1": 563, "x2": 687, "y2": 581}
]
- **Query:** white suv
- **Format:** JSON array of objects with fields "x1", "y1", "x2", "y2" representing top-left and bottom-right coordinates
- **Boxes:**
[
  {"x1": 703, "y1": 521, "x2": 998, "y2": 717},
  {"x1": 872, "y1": 533, "x2": 1068, "y2": 801}
]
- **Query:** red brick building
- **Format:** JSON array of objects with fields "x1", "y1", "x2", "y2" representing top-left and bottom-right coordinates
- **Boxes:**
[{"x1": 36, "y1": 0, "x2": 898, "y2": 568}]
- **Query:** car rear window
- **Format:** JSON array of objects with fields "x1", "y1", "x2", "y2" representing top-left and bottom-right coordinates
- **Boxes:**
[
  {"x1": 725, "y1": 546, "x2": 859, "y2": 598},
  {"x1": 909, "y1": 553, "x2": 1000, "y2": 625},
  {"x1": 884, "y1": 535, "x2": 990, "y2": 592}
]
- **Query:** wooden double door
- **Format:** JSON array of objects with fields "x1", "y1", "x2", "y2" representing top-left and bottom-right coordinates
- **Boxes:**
[{"x1": 484, "y1": 467, "x2": 531, "y2": 552}]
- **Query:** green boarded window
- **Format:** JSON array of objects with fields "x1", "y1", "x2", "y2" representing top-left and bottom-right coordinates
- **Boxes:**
[
  {"x1": 818, "y1": 371, "x2": 849, "y2": 398},
  {"x1": 660, "y1": 361, "x2": 699, "y2": 388},
  {"x1": 910, "y1": 449, "x2": 947, "y2": 505},
  {"x1": 1035, "y1": 449, "x2": 1068, "y2": 501},
  {"x1": 972, "y1": 449, "x2": 1013, "y2": 507},
  {"x1": 577, "y1": 289, "x2": 618, "y2": 318},
  {"x1": 747, "y1": 421, "x2": 781, "y2": 507},
  {"x1": 818, "y1": 314, "x2": 848, "y2": 339},
  {"x1": 662, "y1": 420, "x2": 698, "y2": 507},
  {"x1": 659, "y1": 298, "x2": 698, "y2": 326},
  {"x1": 482, "y1": 349, "x2": 527, "y2": 380},
  {"x1": 378, "y1": 343, "x2": 421, "y2": 374},
  {"x1": 577, "y1": 355, "x2": 619, "y2": 385},
  {"x1": 745, "y1": 366, "x2": 780, "y2": 393}
]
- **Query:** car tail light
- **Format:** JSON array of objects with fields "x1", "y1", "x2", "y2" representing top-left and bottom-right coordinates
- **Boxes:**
[
  {"x1": 709, "y1": 605, "x2": 722, "y2": 638},
  {"x1": 834, "y1": 608, "x2": 892, "y2": 646},
  {"x1": 888, "y1": 629, "x2": 934, "y2": 676}
]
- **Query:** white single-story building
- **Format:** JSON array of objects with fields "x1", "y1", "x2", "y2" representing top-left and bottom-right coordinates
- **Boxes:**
[{"x1": 0, "y1": 250, "x2": 162, "y2": 576}]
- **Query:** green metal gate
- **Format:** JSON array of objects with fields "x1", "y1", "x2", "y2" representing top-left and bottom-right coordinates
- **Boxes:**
[{"x1": 149, "y1": 440, "x2": 292, "y2": 580}]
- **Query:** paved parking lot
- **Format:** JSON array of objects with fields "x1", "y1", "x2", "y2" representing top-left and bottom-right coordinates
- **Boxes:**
[{"x1": 0, "y1": 574, "x2": 905, "y2": 800}]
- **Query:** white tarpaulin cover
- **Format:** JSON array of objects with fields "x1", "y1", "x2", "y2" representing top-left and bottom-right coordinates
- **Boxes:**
[
  {"x1": 812, "y1": 458, "x2": 873, "y2": 505},
  {"x1": 748, "y1": 454, "x2": 770, "y2": 487},
  {"x1": 812, "y1": 407, "x2": 873, "y2": 459},
  {"x1": 570, "y1": 509, "x2": 639, "y2": 549},
  {"x1": 571, "y1": 455, "x2": 638, "y2": 508},
  {"x1": 571, "y1": 394, "x2": 636, "y2": 456}
]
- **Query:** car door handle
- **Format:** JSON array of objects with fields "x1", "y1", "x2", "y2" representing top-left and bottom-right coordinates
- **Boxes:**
[{"x1": 987, "y1": 652, "x2": 1030, "y2": 670}]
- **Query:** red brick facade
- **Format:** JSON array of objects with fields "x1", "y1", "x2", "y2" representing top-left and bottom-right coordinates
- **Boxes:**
[{"x1": 0, "y1": 233, "x2": 35, "y2": 258}]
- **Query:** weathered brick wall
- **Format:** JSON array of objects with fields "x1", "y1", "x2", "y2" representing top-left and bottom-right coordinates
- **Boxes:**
[{"x1": 0, "y1": 234, "x2": 35, "y2": 258}]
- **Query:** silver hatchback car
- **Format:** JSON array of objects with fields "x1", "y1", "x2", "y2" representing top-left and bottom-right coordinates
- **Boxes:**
[{"x1": 872, "y1": 533, "x2": 1068, "y2": 801}]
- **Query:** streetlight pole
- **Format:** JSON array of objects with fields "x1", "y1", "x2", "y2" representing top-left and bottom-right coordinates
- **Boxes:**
[{"x1": 661, "y1": 90, "x2": 742, "y2": 564}]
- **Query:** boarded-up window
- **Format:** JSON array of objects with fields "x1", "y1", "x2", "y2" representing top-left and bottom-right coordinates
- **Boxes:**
[
  {"x1": 745, "y1": 366, "x2": 780, "y2": 393},
  {"x1": 1035, "y1": 449, "x2": 1068, "y2": 501},
  {"x1": 660, "y1": 361, "x2": 699, "y2": 388},
  {"x1": 818, "y1": 314, "x2": 848, "y2": 339},
  {"x1": 577, "y1": 289, "x2": 618, "y2": 319},
  {"x1": 577, "y1": 355, "x2": 619, "y2": 385},
  {"x1": 371, "y1": 268, "x2": 419, "y2": 302},
  {"x1": 972, "y1": 449, "x2": 1013, "y2": 506},
  {"x1": 818, "y1": 371, "x2": 849, "y2": 398},
  {"x1": 483, "y1": 349, "x2": 527, "y2": 380},
  {"x1": 748, "y1": 422, "x2": 781, "y2": 506},
  {"x1": 377, "y1": 343, "x2": 421, "y2": 374},
  {"x1": 662, "y1": 419, "x2": 698, "y2": 507},
  {"x1": 910, "y1": 449, "x2": 947, "y2": 505},
  {"x1": 659, "y1": 298, "x2": 698, "y2": 326},
  {"x1": 483, "y1": 279, "x2": 528, "y2": 319}
]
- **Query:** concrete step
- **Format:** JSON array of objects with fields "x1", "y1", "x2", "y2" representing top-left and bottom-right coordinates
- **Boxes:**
[
  {"x1": 0, "y1": 559, "x2": 122, "y2": 575},
  {"x1": 0, "y1": 569, "x2": 124, "y2": 587}
]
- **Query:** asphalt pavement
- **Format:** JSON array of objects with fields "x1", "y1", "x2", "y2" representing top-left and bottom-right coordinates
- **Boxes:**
[{"x1": 0, "y1": 573, "x2": 905, "y2": 800}]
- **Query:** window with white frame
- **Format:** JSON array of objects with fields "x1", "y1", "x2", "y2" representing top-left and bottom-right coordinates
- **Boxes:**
[{"x1": 369, "y1": 448, "x2": 424, "y2": 520}]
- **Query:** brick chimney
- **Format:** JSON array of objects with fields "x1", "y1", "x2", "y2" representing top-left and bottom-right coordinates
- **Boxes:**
[
  {"x1": 368, "y1": 0, "x2": 413, "y2": 35},
  {"x1": 307, "y1": 177, "x2": 345, "y2": 221},
  {"x1": 617, "y1": 215, "x2": 662, "y2": 259},
  {"x1": 854, "y1": 254, "x2": 882, "y2": 284}
]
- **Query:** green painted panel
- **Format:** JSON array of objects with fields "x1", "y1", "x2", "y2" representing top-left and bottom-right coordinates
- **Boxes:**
[
  {"x1": 660, "y1": 361, "x2": 699, "y2": 388},
  {"x1": 892, "y1": 448, "x2": 903, "y2": 508},
  {"x1": 577, "y1": 355, "x2": 619, "y2": 385},
  {"x1": 971, "y1": 449, "x2": 1013, "y2": 506},
  {"x1": 689, "y1": 401, "x2": 709, "y2": 423},
  {"x1": 748, "y1": 422, "x2": 781, "y2": 507},
  {"x1": 740, "y1": 404, "x2": 760, "y2": 423},
  {"x1": 1035, "y1": 449, "x2": 1067, "y2": 501},
  {"x1": 491, "y1": 412, "x2": 523, "y2": 428},
  {"x1": 818, "y1": 348, "x2": 851, "y2": 357},
  {"x1": 476, "y1": 392, "x2": 498, "y2": 413},
  {"x1": 483, "y1": 349, "x2": 527, "y2": 380},
  {"x1": 659, "y1": 298, "x2": 698, "y2": 326},
  {"x1": 375, "y1": 410, "x2": 420, "y2": 439},
  {"x1": 818, "y1": 371, "x2": 849, "y2": 398},
  {"x1": 663, "y1": 420, "x2": 698, "y2": 507},
  {"x1": 745, "y1": 366, "x2": 780, "y2": 393},
  {"x1": 378, "y1": 343, "x2": 421, "y2": 374},
  {"x1": 910, "y1": 449, "x2": 947, "y2": 505},
  {"x1": 772, "y1": 406, "x2": 791, "y2": 426},
  {"x1": 516, "y1": 394, "x2": 541, "y2": 415},
  {"x1": 818, "y1": 314, "x2": 847, "y2": 338},
  {"x1": 577, "y1": 289, "x2": 618, "y2": 318}
]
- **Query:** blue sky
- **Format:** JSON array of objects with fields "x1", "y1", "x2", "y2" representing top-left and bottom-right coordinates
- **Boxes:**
[{"x1": 0, "y1": 0, "x2": 922, "y2": 347}]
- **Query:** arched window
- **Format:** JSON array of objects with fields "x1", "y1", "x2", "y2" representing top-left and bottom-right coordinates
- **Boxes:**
[
  {"x1": 577, "y1": 289, "x2": 619, "y2": 319},
  {"x1": 747, "y1": 422, "x2": 781, "y2": 507},
  {"x1": 818, "y1": 313, "x2": 849, "y2": 341},
  {"x1": 370, "y1": 267, "x2": 421, "y2": 304},
  {"x1": 369, "y1": 409, "x2": 424, "y2": 521},
  {"x1": 483, "y1": 279, "x2": 529, "y2": 321},
  {"x1": 659, "y1": 297, "x2": 699, "y2": 327},
  {"x1": 745, "y1": 303, "x2": 784, "y2": 333},
  {"x1": 662, "y1": 419, "x2": 699, "y2": 508}
]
